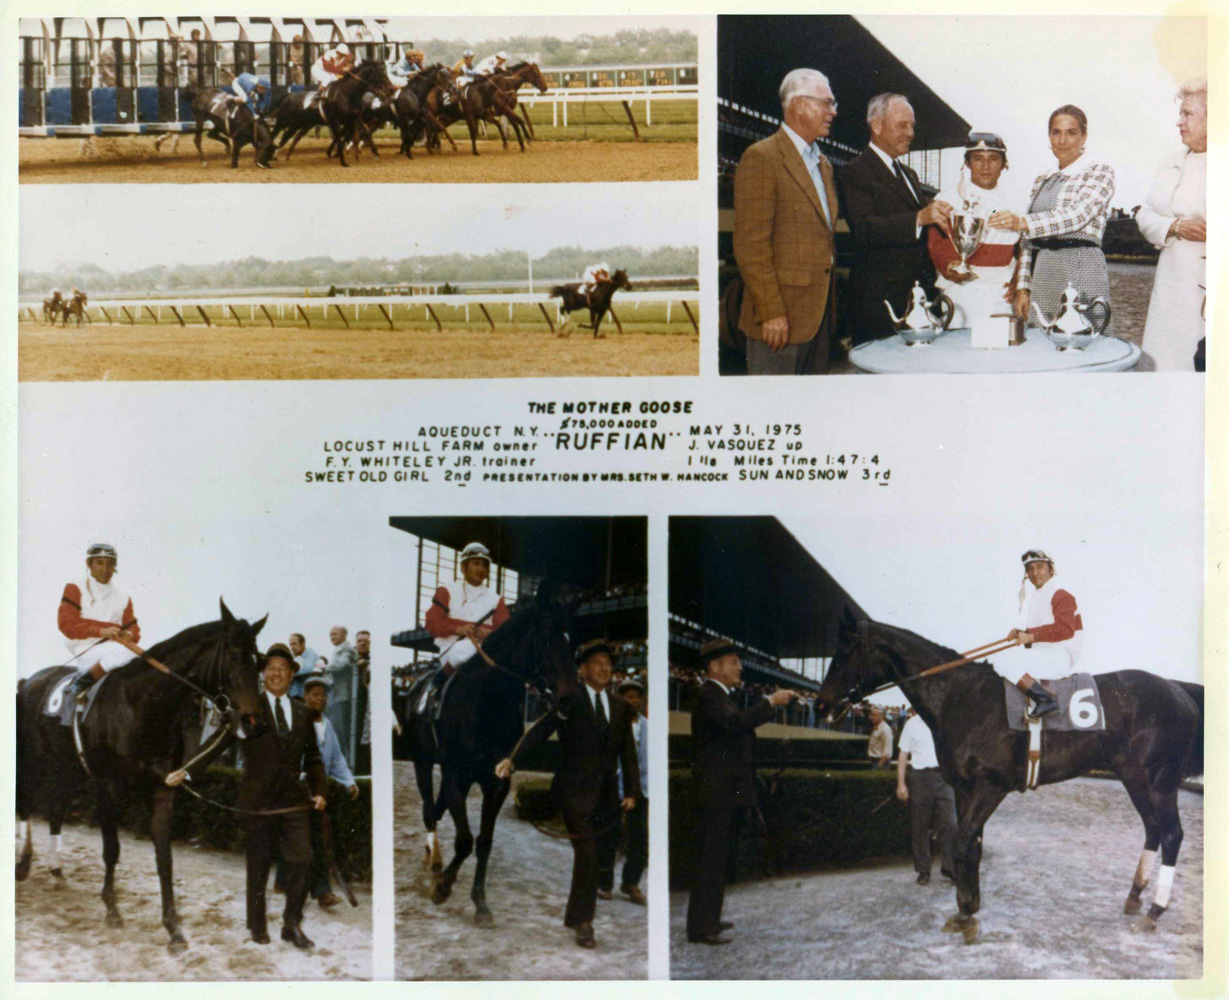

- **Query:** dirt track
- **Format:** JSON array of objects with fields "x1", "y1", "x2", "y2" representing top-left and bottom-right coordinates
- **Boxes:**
[
  {"x1": 394, "y1": 761, "x2": 647, "y2": 980},
  {"x1": 19, "y1": 136, "x2": 697, "y2": 184},
  {"x1": 14, "y1": 822, "x2": 371, "y2": 981},
  {"x1": 19, "y1": 321, "x2": 698, "y2": 381},
  {"x1": 670, "y1": 778, "x2": 1202, "y2": 980}
]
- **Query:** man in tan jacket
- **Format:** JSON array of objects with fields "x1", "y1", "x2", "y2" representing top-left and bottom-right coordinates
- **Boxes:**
[{"x1": 734, "y1": 68, "x2": 840, "y2": 374}]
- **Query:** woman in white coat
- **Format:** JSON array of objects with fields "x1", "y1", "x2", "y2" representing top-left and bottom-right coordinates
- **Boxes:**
[{"x1": 1137, "y1": 80, "x2": 1207, "y2": 371}]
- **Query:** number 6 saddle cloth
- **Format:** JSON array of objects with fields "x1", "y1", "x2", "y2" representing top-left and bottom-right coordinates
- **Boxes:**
[{"x1": 1002, "y1": 673, "x2": 1106, "y2": 732}]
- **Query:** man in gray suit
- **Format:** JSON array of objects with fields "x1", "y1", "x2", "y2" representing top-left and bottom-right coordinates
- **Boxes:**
[{"x1": 324, "y1": 625, "x2": 357, "y2": 763}]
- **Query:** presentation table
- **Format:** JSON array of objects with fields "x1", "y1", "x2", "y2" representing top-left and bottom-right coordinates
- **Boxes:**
[{"x1": 848, "y1": 327, "x2": 1140, "y2": 374}]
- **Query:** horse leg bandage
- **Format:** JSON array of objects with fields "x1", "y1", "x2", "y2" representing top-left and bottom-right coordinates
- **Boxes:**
[
  {"x1": 18, "y1": 820, "x2": 28, "y2": 840},
  {"x1": 1155, "y1": 865, "x2": 1176, "y2": 909},
  {"x1": 1135, "y1": 849, "x2": 1157, "y2": 887},
  {"x1": 1026, "y1": 717, "x2": 1043, "y2": 789}
]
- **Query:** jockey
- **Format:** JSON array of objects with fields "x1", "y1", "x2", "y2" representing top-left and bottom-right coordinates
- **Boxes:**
[
  {"x1": 387, "y1": 48, "x2": 422, "y2": 87},
  {"x1": 424, "y1": 542, "x2": 511, "y2": 693},
  {"x1": 60, "y1": 543, "x2": 141, "y2": 698},
  {"x1": 311, "y1": 42, "x2": 353, "y2": 93},
  {"x1": 226, "y1": 72, "x2": 269, "y2": 133},
  {"x1": 473, "y1": 50, "x2": 508, "y2": 77},
  {"x1": 991, "y1": 549, "x2": 1082, "y2": 719},
  {"x1": 453, "y1": 49, "x2": 476, "y2": 81},
  {"x1": 581, "y1": 262, "x2": 611, "y2": 297}
]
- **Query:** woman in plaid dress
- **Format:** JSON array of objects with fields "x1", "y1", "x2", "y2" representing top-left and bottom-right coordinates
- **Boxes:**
[{"x1": 988, "y1": 105, "x2": 1115, "y2": 335}]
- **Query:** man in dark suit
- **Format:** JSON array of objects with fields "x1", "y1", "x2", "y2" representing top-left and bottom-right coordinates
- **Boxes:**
[
  {"x1": 170, "y1": 643, "x2": 327, "y2": 947},
  {"x1": 686, "y1": 639, "x2": 794, "y2": 945},
  {"x1": 838, "y1": 93, "x2": 953, "y2": 344},
  {"x1": 498, "y1": 638, "x2": 640, "y2": 949}
]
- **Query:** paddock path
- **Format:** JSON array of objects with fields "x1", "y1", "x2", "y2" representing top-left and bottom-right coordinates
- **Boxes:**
[
  {"x1": 18, "y1": 137, "x2": 697, "y2": 184},
  {"x1": 670, "y1": 778, "x2": 1202, "y2": 980},
  {"x1": 394, "y1": 761, "x2": 647, "y2": 980},
  {"x1": 14, "y1": 821, "x2": 371, "y2": 981},
  {"x1": 19, "y1": 321, "x2": 698, "y2": 381}
]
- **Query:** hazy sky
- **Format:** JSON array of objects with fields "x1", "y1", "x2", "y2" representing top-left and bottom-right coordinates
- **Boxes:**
[
  {"x1": 19, "y1": 184, "x2": 701, "y2": 273},
  {"x1": 858, "y1": 15, "x2": 1205, "y2": 210}
]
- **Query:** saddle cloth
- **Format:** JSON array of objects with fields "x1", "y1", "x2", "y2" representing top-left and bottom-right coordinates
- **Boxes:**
[
  {"x1": 1003, "y1": 673, "x2": 1105, "y2": 732},
  {"x1": 207, "y1": 93, "x2": 230, "y2": 118},
  {"x1": 415, "y1": 662, "x2": 455, "y2": 719},
  {"x1": 40, "y1": 669, "x2": 110, "y2": 726}
]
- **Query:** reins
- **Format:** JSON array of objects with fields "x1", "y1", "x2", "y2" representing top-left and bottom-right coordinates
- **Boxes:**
[{"x1": 849, "y1": 636, "x2": 1021, "y2": 701}]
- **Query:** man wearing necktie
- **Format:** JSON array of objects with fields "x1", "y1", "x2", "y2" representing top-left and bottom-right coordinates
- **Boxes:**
[
  {"x1": 838, "y1": 93, "x2": 954, "y2": 344},
  {"x1": 496, "y1": 638, "x2": 640, "y2": 949},
  {"x1": 733, "y1": 68, "x2": 842, "y2": 374},
  {"x1": 230, "y1": 644, "x2": 328, "y2": 948}
]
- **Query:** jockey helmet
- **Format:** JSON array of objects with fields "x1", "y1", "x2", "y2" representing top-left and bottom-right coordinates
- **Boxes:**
[
  {"x1": 1020, "y1": 549, "x2": 1053, "y2": 568},
  {"x1": 965, "y1": 130, "x2": 1009, "y2": 167},
  {"x1": 459, "y1": 541, "x2": 492, "y2": 565},
  {"x1": 336, "y1": 43, "x2": 351, "y2": 57},
  {"x1": 496, "y1": 50, "x2": 508, "y2": 61},
  {"x1": 464, "y1": 49, "x2": 474, "y2": 58},
  {"x1": 86, "y1": 542, "x2": 118, "y2": 565}
]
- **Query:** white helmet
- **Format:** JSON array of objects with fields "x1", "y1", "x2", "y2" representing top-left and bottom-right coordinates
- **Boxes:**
[
  {"x1": 86, "y1": 542, "x2": 118, "y2": 566},
  {"x1": 51, "y1": 286, "x2": 60, "y2": 294},
  {"x1": 459, "y1": 541, "x2": 491, "y2": 565},
  {"x1": 463, "y1": 49, "x2": 474, "y2": 58},
  {"x1": 336, "y1": 43, "x2": 351, "y2": 56},
  {"x1": 496, "y1": 50, "x2": 508, "y2": 61}
]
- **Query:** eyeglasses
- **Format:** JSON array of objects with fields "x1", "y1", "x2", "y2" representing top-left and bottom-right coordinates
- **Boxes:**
[{"x1": 799, "y1": 95, "x2": 838, "y2": 113}]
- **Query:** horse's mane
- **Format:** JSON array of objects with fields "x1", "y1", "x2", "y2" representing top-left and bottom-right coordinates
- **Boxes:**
[
  {"x1": 105, "y1": 617, "x2": 249, "y2": 686},
  {"x1": 505, "y1": 61, "x2": 533, "y2": 72}
]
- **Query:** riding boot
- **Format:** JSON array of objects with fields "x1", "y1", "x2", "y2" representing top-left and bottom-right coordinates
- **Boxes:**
[
  {"x1": 1024, "y1": 681, "x2": 1059, "y2": 719},
  {"x1": 71, "y1": 669, "x2": 98, "y2": 705}
]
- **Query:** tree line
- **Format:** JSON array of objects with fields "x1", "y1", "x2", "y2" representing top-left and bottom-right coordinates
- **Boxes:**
[{"x1": 19, "y1": 245, "x2": 700, "y2": 294}]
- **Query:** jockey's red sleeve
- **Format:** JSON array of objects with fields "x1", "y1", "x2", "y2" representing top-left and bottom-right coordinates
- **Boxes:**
[
  {"x1": 424, "y1": 586, "x2": 469, "y2": 638},
  {"x1": 57, "y1": 583, "x2": 114, "y2": 639},
  {"x1": 491, "y1": 598, "x2": 510, "y2": 629},
  {"x1": 1030, "y1": 589, "x2": 1083, "y2": 643},
  {"x1": 123, "y1": 599, "x2": 141, "y2": 644}
]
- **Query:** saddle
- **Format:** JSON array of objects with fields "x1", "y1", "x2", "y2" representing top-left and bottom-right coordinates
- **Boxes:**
[
  {"x1": 416, "y1": 662, "x2": 459, "y2": 723},
  {"x1": 1003, "y1": 673, "x2": 1104, "y2": 790},
  {"x1": 43, "y1": 671, "x2": 110, "y2": 727}
]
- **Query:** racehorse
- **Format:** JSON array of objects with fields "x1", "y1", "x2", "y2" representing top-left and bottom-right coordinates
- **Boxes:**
[
  {"x1": 269, "y1": 60, "x2": 393, "y2": 167},
  {"x1": 43, "y1": 292, "x2": 64, "y2": 324},
  {"x1": 174, "y1": 88, "x2": 273, "y2": 168},
  {"x1": 14, "y1": 600, "x2": 267, "y2": 952},
  {"x1": 550, "y1": 269, "x2": 633, "y2": 338},
  {"x1": 58, "y1": 290, "x2": 88, "y2": 327},
  {"x1": 814, "y1": 610, "x2": 1204, "y2": 943},
  {"x1": 401, "y1": 580, "x2": 576, "y2": 927},
  {"x1": 488, "y1": 62, "x2": 550, "y2": 141},
  {"x1": 350, "y1": 64, "x2": 457, "y2": 161}
]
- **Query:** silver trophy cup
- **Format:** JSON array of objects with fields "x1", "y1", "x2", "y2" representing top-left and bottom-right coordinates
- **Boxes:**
[{"x1": 948, "y1": 213, "x2": 987, "y2": 278}]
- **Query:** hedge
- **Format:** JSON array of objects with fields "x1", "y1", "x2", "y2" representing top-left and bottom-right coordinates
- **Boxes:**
[
  {"x1": 669, "y1": 730, "x2": 869, "y2": 770},
  {"x1": 56, "y1": 770, "x2": 372, "y2": 882},
  {"x1": 669, "y1": 767, "x2": 910, "y2": 889}
]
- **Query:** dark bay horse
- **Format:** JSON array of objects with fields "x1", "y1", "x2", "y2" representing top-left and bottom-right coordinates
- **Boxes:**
[
  {"x1": 43, "y1": 292, "x2": 63, "y2": 324},
  {"x1": 551, "y1": 269, "x2": 633, "y2": 338},
  {"x1": 355, "y1": 64, "x2": 457, "y2": 160},
  {"x1": 488, "y1": 62, "x2": 550, "y2": 141},
  {"x1": 814, "y1": 610, "x2": 1204, "y2": 943},
  {"x1": 401, "y1": 581, "x2": 576, "y2": 926},
  {"x1": 270, "y1": 60, "x2": 393, "y2": 167},
  {"x1": 176, "y1": 88, "x2": 273, "y2": 168},
  {"x1": 59, "y1": 290, "x2": 88, "y2": 327},
  {"x1": 14, "y1": 600, "x2": 267, "y2": 952}
]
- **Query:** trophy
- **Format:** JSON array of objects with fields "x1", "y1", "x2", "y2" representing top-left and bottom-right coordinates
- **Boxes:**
[{"x1": 948, "y1": 212, "x2": 987, "y2": 279}]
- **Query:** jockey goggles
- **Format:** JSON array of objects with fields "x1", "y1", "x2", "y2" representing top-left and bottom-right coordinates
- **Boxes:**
[
  {"x1": 87, "y1": 543, "x2": 118, "y2": 564},
  {"x1": 1020, "y1": 549, "x2": 1053, "y2": 567}
]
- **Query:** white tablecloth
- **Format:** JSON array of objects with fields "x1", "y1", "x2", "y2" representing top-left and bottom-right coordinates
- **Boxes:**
[{"x1": 848, "y1": 327, "x2": 1140, "y2": 374}]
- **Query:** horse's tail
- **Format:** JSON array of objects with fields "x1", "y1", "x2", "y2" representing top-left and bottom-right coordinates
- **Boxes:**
[{"x1": 1175, "y1": 680, "x2": 1204, "y2": 778}]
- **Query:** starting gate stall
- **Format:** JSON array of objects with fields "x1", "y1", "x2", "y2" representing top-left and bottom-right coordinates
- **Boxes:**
[
  {"x1": 95, "y1": 17, "x2": 140, "y2": 131},
  {"x1": 303, "y1": 19, "x2": 344, "y2": 86},
  {"x1": 268, "y1": 18, "x2": 314, "y2": 100},
  {"x1": 237, "y1": 18, "x2": 279, "y2": 113},
  {"x1": 136, "y1": 17, "x2": 179, "y2": 127},
  {"x1": 18, "y1": 18, "x2": 49, "y2": 130},
  {"x1": 174, "y1": 16, "x2": 215, "y2": 123},
  {"x1": 211, "y1": 17, "x2": 253, "y2": 86},
  {"x1": 338, "y1": 17, "x2": 390, "y2": 64},
  {"x1": 46, "y1": 18, "x2": 95, "y2": 132}
]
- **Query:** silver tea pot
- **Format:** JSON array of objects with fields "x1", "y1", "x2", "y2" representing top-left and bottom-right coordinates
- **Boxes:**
[
  {"x1": 1032, "y1": 282, "x2": 1112, "y2": 351},
  {"x1": 884, "y1": 282, "x2": 955, "y2": 346}
]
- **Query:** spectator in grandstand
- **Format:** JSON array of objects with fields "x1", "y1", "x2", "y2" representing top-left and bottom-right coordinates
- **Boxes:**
[
  {"x1": 355, "y1": 630, "x2": 372, "y2": 776},
  {"x1": 866, "y1": 706, "x2": 893, "y2": 768},
  {"x1": 617, "y1": 679, "x2": 649, "y2": 905},
  {"x1": 896, "y1": 709, "x2": 956, "y2": 885},
  {"x1": 288, "y1": 34, "x2": 305, "y2": 86},
  {"x1": 733, "y1": 68, "x2": 840, "y2": 375},
  {"x1": 287, "y1": 632, "x2": 320, "y2": 700},
  {"x1": 687, "y1": 640, "x2": 794, "y2": 945},
  {"x1": 325, "y1": 626, "x2": 358, "y2": 763}
]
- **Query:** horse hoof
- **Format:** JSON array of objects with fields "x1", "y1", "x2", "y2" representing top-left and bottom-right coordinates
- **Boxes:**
[
  {"x1": 167, "y1": 938, "x2": 188, "y2": 955},
  {"x1": 474, "y1": 909, "x2": 494, "y2": 928},
  {"x1": 50, "y1": 867, "x2": 65, "y2": 881},
  {"x1": 941, "y1": 914, "x2": 966, "y2": 934},
  {"x1": 1124, "y1": 898, "x2": 1143, "y2": 915},
  {"x1": 961, "y1": 918, "x2": 980, "y2": 945},
  {"x1": 431, "y1": 883, "x2": 452, "y2": 905},
  {"x1": 15, "y1": 857, "x2": 32, "y2": 882},
  {"x1": 106, "y1": 912, "x2": 124, "y2": 928},
  {"x1": 1133, "y1": 915, "x2": 1158, "y2": 934}
]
